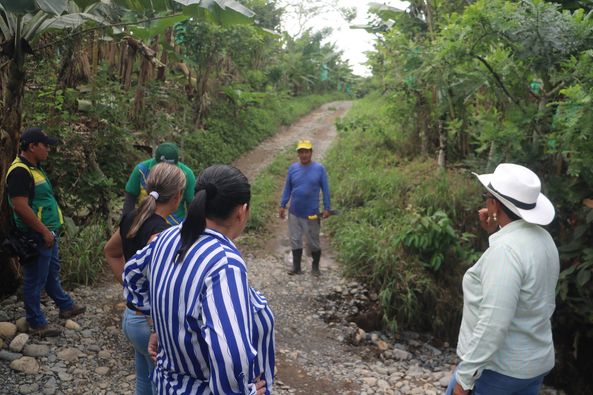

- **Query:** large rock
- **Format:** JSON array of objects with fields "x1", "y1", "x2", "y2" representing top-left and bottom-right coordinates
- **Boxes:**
[
  {"x1": 15, "y1": 317, "x2": 29, "y2": 333},
  {"x1": 353, "y1": 328, "x2": 366, "y2": 345},
  {"x1": 0, "y1": 349, "x2": 22, "y2": 361},
  {"x1": 393, "y1": 348, "x2": 412, "y2": 360},
  {"x1": 376, "y1": 340, "x2": 389, "y2": 351},
  {"x1": 0, "y1": 322, "x2": 17, "y2": 339},
  {"x1": 18, "y1": 383, "x2": 39, "y2": 394},
  {"x1": 9, "y1": 333, "x2": 29, "y2": 353},
  {"x1": 95, "y1": 366, "x2": 110, "y2": 375},
  {"x1": 439, "y1": 374, "x2": 452, "y2": 387},
  {"x1": 42, "y1": 377, "x2": 57, "y2": 395},
  {"x1": 64, "y1": 320, "x2": 80, "y2": 331},
  {"x1": 57, "y1": 347, "x2": 82, "y2": 362},
  {"x1": 23, "y1": 344, "x2": 50, "y2": 357},
  {"x1": 9, "y1": 356, "x2": 39, "y2": 374}
]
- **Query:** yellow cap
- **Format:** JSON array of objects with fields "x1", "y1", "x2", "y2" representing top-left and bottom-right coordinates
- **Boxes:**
[{"x1": 296, "y1": 139, "x2": 313, "y2": 151}]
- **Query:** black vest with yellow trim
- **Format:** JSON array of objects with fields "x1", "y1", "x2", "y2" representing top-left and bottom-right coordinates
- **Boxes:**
[{"x1": 6, "y1": 157, "x2": 63, "y2": 232}]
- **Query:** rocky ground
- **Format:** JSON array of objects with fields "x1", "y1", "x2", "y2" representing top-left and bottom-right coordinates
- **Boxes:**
[{"x1": 0, "y1": 102, "x2": 566, "y2": 394}]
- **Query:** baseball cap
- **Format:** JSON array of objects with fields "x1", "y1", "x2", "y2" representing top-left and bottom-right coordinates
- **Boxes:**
[
  {"x1": 154, "y1": 142, "x2": 179, "y2": 164},
  {"x1": 296, "y1": 139, "x2": 313, "y2": 151},
  {"x1": 20, "y1": 128, "x2": 58, "y2": 145}
]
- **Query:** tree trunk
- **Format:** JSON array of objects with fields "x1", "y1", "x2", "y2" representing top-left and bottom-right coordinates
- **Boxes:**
[
  {"x1": 123, "y1": 44, "x2": 136, "y2": 91},
  {"x1": 157, "y1": 28, "x2": 172, "y2": 81},
  {"x1": 437, "y1": 118, "x2": 447, "y2": 169},
  {"x1": 133, "y1": 56, "x2": 150, "y2": 118},
  {"x1": 107, "y1": 41, "x2": 118, "y2": 76},
  {"x1": 0, "y1": 57, "x2": 26, "y2": 236},
  {"x1": 486, "y1": 140, "x2": 496, "y2": 172},
  {"x1": 57, "y1": 38, "x2": 91, "y2": 90},
  {"x1": 416, "y1": 94, "x2": 430, "y2": 156},
  {"x1": 119, "y1": 41, "x2": 127, "y2": 80},
  {"x1": 0, "y1": 55, "x2": 27, "y2": 295}
]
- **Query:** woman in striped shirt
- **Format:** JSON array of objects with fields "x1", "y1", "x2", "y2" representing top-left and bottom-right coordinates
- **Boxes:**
[{"x1": 124, "y1": 165, "x2": 274, "y2": 395}]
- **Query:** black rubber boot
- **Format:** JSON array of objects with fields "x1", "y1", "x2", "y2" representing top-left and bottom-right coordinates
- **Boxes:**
[
  {"x1": 288, "y1": 249, "x2": 303, "y2": 275},
  {"x1": 311, "y1": 250, "x2": 321, "y2": 276}
]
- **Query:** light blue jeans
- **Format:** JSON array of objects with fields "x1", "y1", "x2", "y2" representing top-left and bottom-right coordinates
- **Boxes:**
[
  {"x1": 122, "y1": 308, "x2": 155, "y2": 395},
  {"x1": 445, "y1": 369, "x2": 546, "y2": 395}
]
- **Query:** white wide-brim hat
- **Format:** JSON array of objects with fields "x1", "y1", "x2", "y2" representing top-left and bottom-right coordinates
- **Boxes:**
[{"x1": 473, "y1": 163, "x2": 555, "y2": 225}]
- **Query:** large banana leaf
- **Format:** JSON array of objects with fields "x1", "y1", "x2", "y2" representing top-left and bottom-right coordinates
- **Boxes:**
[
  {"x1": 36, "y1": 0, "x2": 69, "y2": 15},
  {"x1": 72, "y1": 0, "x2": 101, "y2": 9},
  {"x1": 368, "y1": 2, "x2": 405, "y2": 21},
  {"x1": 176, "y1": 0, "x2": 254, "y2": 25},
  {"x1": 176, "y1": 0, "x2": 254, "y2": 18},
  {"x1": 0, "y1": 0, "x2": 37, "y2": 14},
  {"x1": 21, "y1": 11, "x2": 50, "y2": 40},
  {"x1": 127, "y1": 13, "x2": 187, "y2": 39},
  {"x1": 0, "y1": 0, "x2": 68, "y2": 15},
  {"x1": 37, "y1": 12, "x2": 106, "y2": 32},
  {"x1": 111, "y1": 0, "x2": 173, "y2": 12},
  {"x1": 110, "y1": 0, "x2": 254, "y2": 25}
]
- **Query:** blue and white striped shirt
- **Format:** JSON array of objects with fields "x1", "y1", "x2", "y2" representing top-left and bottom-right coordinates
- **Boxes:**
[{"x1": 124, "y1": 226, "x2": 275, "y2": 394}]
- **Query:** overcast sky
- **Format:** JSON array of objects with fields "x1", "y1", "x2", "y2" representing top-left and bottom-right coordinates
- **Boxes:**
[{"x1": 280, "y1": 1, "x2": 410, "y2": 77}]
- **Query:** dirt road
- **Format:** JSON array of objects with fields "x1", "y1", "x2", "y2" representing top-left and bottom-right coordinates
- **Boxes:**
[{"x1": 233, "y1": 101, "x2": 360, "y2": 394}]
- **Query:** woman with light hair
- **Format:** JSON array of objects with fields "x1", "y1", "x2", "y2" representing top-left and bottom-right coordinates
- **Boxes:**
[
  {"x1": 104, "y1": 162, "x2": 186, "y2": 395},
  {"x1": 446, "y1": 163, "x2": 559, "y2": 395}
]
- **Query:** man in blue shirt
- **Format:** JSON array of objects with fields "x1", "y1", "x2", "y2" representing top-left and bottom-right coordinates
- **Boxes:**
[{"x1": 279, "y1": 139, "x2": 331, "y2": 276}]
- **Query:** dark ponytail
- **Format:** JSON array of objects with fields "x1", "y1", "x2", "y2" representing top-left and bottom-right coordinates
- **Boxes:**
[
  {"x1": 176, "y1": 189, "x2": 207, "y2": 261},
  {"x1": 176, "y1": 165, "x2": 250, "y2": 262}
]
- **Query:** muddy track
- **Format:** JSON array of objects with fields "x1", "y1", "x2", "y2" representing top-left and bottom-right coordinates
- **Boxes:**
[{"x1": 232, "y1": 101, "x2": 359, "y2": 394}]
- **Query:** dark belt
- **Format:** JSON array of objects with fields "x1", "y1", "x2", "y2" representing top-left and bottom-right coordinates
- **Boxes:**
[{"x1": 126, "y1": 301, "x2": 145, "y2": 315}]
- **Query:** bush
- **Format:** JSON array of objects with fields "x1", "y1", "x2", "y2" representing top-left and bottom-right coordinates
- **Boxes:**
[
  {"x1": 326, "y1": 95, "x2": 482, "y2": 341},
  {"x1": 59, "y1": 217, "x2": 109, "y2": 287},
  {"x1": 246, "y1": 149, "x2": 294, "y2": 234}
]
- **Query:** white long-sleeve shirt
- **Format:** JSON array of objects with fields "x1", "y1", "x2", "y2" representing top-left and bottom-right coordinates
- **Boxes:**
[{"x1": 456, "y1": 220, "x2": 559, "y2": 390}]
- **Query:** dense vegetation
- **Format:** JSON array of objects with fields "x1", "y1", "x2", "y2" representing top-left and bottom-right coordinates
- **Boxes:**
[
  {"x1": 0, "y1": 0, "x2": 352, "y2": 291},
  {"x1": 325, "y1": 1, "x2": 593, "y2": 393},
  {"x1": 3, "y1": 0, "x2": 593, "y2": 393}
]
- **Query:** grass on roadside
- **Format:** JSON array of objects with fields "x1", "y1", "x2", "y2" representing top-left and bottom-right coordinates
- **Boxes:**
[
  {"x1": 241, "y1": 149, "x2": 295, "y2": 249},
  {"x1": 324, "y1": 95, "x2": 482, "y2": 341},
  {"x1": 246, "y1": 149, "x2": 294, "y2": 232}
]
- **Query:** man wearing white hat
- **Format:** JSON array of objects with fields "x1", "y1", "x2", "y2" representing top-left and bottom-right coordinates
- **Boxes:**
[{"x1": 446, "y1": 163, "x2": 559, "y2": 395}]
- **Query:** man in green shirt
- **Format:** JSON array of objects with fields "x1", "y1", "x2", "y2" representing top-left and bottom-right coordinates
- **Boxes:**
[
  {"x1": 123, "y1": 142, "x2": 196, "y2": 225},
  {"x1": 6, "y1": 128, "x2": 85, "y2": 337}
]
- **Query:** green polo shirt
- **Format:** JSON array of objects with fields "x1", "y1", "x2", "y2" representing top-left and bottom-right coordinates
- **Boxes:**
[{"x1": 125, "y1": 159, "x2": 196, "y2": 225}]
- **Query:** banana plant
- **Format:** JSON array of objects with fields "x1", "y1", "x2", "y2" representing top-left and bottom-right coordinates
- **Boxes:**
[{"x1": 0, "y1": 1, "x2": 110, "y2": 231}]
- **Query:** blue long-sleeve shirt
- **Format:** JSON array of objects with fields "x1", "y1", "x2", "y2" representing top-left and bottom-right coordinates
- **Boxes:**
[
  {"x1": 123, "y1": 226, "x2": 275, "y2": 394},
  {"x1": 280, "y1": 161, "x2": 331, "y2": 218}
]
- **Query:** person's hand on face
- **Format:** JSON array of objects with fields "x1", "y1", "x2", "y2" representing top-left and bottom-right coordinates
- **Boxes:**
[{"x1": 479, "y1": 193, "x2": 498, "y2": 233}]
